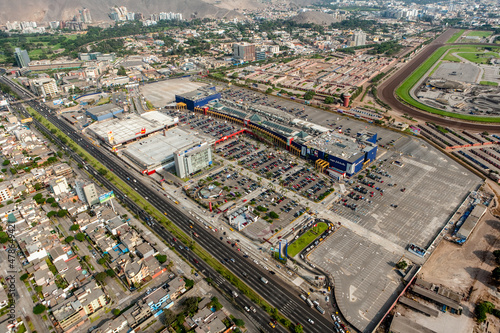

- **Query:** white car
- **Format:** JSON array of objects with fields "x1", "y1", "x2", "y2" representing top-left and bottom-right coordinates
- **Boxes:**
[
  {"x1": 244, "y1": 306, "x2": 250, "y2": 312},
  {"x1": 308, "y1": 319, "x2": 314, "y2": 325}
]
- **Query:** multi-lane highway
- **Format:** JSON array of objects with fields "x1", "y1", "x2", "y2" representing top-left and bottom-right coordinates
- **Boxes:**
[
  {"x1": 1, "y1": 76, "x2": 338, "y2": 333},
  {"x1": 378, "y1": 28, "x2": 500, "y2": 131}
]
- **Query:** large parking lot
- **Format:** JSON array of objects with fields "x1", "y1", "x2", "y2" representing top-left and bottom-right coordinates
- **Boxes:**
[
  {"x1": 238, "y1": 148, "x2": 297, "y2": 179},
  {"x1": 330, "y1": 136, "x2": 483, "y2": 249},
  {"x1": 222, "y1": 87, "x2": 404, "y2": 147},
  {"x1": 308, "y1": 228, "x2": 403, "y2": 333},
  {"x1": 281, "y1": 166, "x2": 335, "y2": 202},
  {"x1": 240, "y1": 189, "x2": 306, "y2": 240},
  {"x1": 215, "y1": 138, "x2": 260, "y2": 160},
  {"x1": 185, "y1": 168, "x2": 260, "y2": 212}
]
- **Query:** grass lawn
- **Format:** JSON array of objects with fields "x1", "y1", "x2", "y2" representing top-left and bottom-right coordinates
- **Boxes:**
[
  {"x1": 395, "y1": 44, "x2": 500, "y2": 122},
  {"x1": 287, "y1": 223, "x2": 328, "y2": 257},
  {"x1": 17, "y1": 324, "x2": 26, "y2": 333},
  {"x1": 480, "y1": 81, "x2": 499, "y2": 86},
  {"x1": 467, "y1": 30, "x2": 492, "y2": 38},
  {"x1": 447, "y1": 29, "x2": 465, "y2": 43},
  {"x1": 442, "y1": 53, "x2": 461, "y2": 62},
  {"x1": 456, "y1": 52, "x2": 498, "y2": 64},
  {"x1": 95, "y1": 97, "x2": 111, "y2": 106}
]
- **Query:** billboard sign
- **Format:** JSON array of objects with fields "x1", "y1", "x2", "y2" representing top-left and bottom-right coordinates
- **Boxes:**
[
  {"x1": 53, "y1": 99, "x2": 63, "y2": 105},
  {"x1": 99, "y1": 191, "x2": 115, "y2": 204}
]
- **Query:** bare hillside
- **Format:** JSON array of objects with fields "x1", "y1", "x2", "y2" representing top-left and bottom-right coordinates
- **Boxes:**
[
  {"x1": 0, "y1": 0, "x2": 245, "y2": 23},
  {"x1": 290, "y1": 11, "x2": 339, "y2": 25}
]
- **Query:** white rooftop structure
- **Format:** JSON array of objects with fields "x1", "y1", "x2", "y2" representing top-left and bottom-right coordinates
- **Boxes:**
[
  {"x1": 87, "y1": 111, "x2": 178, "y2": 146},
  {"x1": 123, "y1": 127, "x2": 207, "y2": 170}
]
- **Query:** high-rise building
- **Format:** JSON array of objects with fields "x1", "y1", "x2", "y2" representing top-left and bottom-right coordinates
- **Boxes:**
[
  {"x1": 83, "y1": 183, "x2": 99, "y2": 205},
  {"x1": 353, "y1": 31, "x2": 366, "y2": 46},
  {"x1": 30, "y1": 78, "x2": 59, "y2": 98},
  {"x1": 80, "y1": 8, "x2": 92, "y2": 23},
  {"x1": 233, "y1": 43, "x2": 256, "y2": 62},
  {"x1": 14, "y1": 48, "x2": 30, "y2": 68}
]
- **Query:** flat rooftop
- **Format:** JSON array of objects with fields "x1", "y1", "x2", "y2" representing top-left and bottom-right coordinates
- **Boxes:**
[
  {"x1": 305, "y1": 131, "x2": 373, "y2": 162},
  {"x1": 389, "y1": 315, "x2": 437, "y2": 333},
  {"x1": 86, "y1": 103, "x2": 122, "y2": 116},
  {"x1": 123, "y1": 127, "x2": 205, "y2": 168},
  {"x1": 309, "y1": 228, "x2": 403, "y2": 333},
  {"x1": 87, "y1": 111, "x2": 178, "y2": 145},
  {"x1": 177, "y1": 87, "x2": 218, "y2": 101},
  {"x1": 399, "y1": 296, "x2": 439, "y2": 317}
]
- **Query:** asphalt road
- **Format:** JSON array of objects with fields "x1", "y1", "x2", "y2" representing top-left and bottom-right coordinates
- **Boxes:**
[
  {"x1": 1, "y1": 76, "x2": 337, "y2": 333},
  {"x1": 378, "y1": 28, "x2": 500, "y2": 131}
]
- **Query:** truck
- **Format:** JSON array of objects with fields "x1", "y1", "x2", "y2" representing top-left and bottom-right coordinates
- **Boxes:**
[
  {"x1": 306, "y1": 299, "x2": 314, "y2": 308},
  {"x1": 316, "y1": 305, "x2": 325, "y2": 314}
]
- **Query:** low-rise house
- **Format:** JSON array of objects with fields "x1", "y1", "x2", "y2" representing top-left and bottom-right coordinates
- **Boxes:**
[
  {"x1": 136, "y1": 242, "x2": 155, "y2": 259},
  {"x1": 34, "y1": 267, "x2": 53, "y2": 286},
  {"x1": 124, "y1": 260, "x2": 149, "y2": 287}
]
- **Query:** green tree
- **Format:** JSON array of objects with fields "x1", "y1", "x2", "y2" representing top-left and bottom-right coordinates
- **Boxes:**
[
  {"x1": 47, "y1": 211, "x2": 57, "y2": 218},
  {"x1": 34, "y1": 183, "x2": 42, "y2": 191},
  {"x1": 396, "y1": 261, "x2": 408, "y2": 270},
  {"x1": 182, "y1": 296, "x2": 199, "y2": 315},
  {"x1": 112, "y1": 308, "x2": 120, "y2": 316},
  {"x1": 185, "y1": 278, "x2": 194, "y2": 289},
  {"x1": 210, "y1": 297, "x2": 222, "y2": 311},
  {"x1": 294, "y1": 323, "x2": 303, "y2": 333},
  {"x1": 69, "y1": 224, "x2": 79, "y2": 231},
  {"x1": 46, "y1": 197, "x2": 55, "y2": 203},
  {"x1": 98, "y1": 258, "x2": 106, "y2": 265},
  {"x1": 20, "y1": 273, "x2": 29, "y2": 281},
  {"x1": 57, "y1": 210, "x2": 68, "y2": 218},
  {"x1": 233, "y1": 318, "x2": 245, "y2": 327},
  {"x1": 269, "y1": 211, "x2": 279, "y2": 219},
  {"x1": 33, "y1": 304, "x2": 46, "y2": 315},
  {"x1": 65, "y1": 236, "x2": 74, "y2": 244},
  {"x1": 156, "y1": 254, "x2": 167, "y2": 263},
  {"x1": 117, "y1": 66, "x2": 127, "y2": 76},
  {"x1": 494, "y1": 250, "x2": 500, "y2": 264},
  {"x1": 2, "y1": 160, "x2": 10, "y2": 166},
  {"x1": 95, "y1": 272, "x2": 107, "y2": 283},
  {"x1": 266, "y1": 87, "x2": 273, "y2": 94},
  {"x1": 476, "y1": 301, "x2": 495, "y2": 323},
  {"x1": 492, "y1": 267, "x2": 500, "y2": 280},
  {"x1": 106, "y1": 269, "x2": 116, "y2": 277},
  {"x1": 324, "y1": 96, "x2": 334, "y2": 104},
  {"x1": 75, "y1": 233, "x2": 86, "y2": 242},
  {"x1": 0, "y1": 231, "x2": 9, "y2": 243},
  {"x1": 304, "y1": 91, "x2": 315, "y2": 100}
]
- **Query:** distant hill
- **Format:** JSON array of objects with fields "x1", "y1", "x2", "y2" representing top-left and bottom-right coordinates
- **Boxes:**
[
  {"x1": 0, "y1": 0, "x2": 247, "y2": 23},
  {"x1": 290, "y1": 11, "x2": 339, "y2": 25}
]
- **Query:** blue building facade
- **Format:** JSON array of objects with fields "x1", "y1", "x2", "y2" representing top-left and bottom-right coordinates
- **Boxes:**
[
  {"x1": 175, "y1": 87, "x2": 221, "y2": 110},
  {"x1": 195, "y1": 105, "x2": 378, "y2": 177},
  {"x1": 86, "y1": 104, "x2": 123, "y2": 121}
]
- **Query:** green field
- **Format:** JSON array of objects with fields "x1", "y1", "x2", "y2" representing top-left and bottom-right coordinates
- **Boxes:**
[
  {"x1": 287, "y1": 223, "x2": 328, "y2": 257},
  {"x1": 446, "y1": 29, "x2": 465, "y2": 43},
  {"x1": 467, "y1": 30, "x2": 493, "y2": 38},
  {"x1": 456, "y1": 52, "x2": 498, "y2": 64},
  {"x1": 395, "y1": 44, "x2": 500, "y2": 122},
  {"x1": 442, "y1": 53, "x2": 460, "y2": 62},
  {"x1": 480, "y1": 81, "x2": 499, "y2": 86}
]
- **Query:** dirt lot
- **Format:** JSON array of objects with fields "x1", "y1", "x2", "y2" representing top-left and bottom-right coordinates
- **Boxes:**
[{"x1": 419, "y1": 184, "x2": 500, "y2": 332}]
